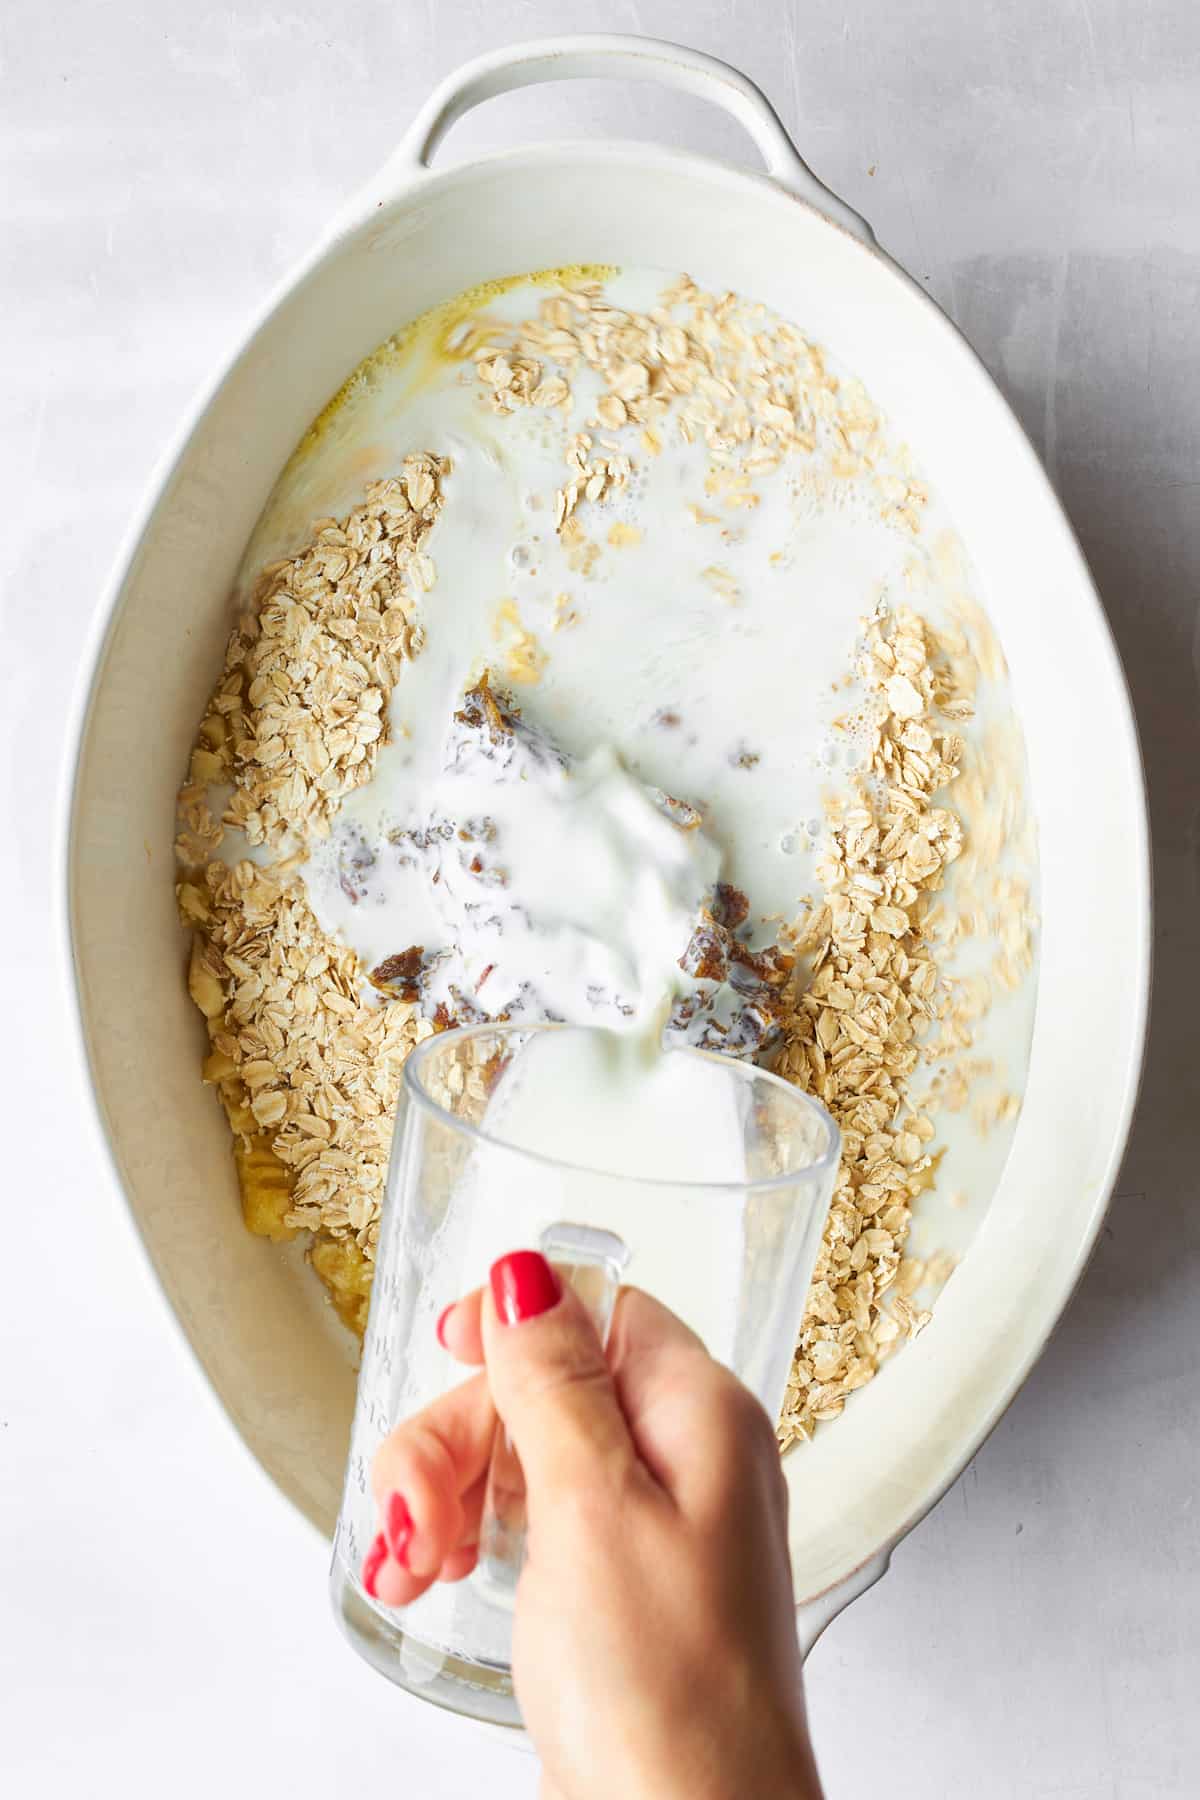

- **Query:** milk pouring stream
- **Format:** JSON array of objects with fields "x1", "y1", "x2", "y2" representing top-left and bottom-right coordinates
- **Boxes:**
[{"x1": 404, "y1": 736, "x2": 751, "y2": 1389}]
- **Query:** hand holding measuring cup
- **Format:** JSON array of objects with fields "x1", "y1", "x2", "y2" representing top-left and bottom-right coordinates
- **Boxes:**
[
  {"x1": 330, "y1": 1023, "x2": 838, "y2": 1734},
  {"x1": 365, "y1": 1263, "x2": 826, "y2": 1800}
]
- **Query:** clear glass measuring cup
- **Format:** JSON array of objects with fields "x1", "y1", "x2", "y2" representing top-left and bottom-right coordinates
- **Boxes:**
[{"x1": 330, "y1": 1023, "x2": 840, "y2": 1727}]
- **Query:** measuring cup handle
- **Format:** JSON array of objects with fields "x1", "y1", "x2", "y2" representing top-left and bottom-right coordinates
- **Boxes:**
[{"x1": 474, "y1": 1224, "x2": 629, "y2": 1604}]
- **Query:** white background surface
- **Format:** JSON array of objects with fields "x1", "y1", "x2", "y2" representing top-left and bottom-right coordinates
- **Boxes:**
[{"x1": 4, "y1": 3, "x2": 1198, "y2": 1796}]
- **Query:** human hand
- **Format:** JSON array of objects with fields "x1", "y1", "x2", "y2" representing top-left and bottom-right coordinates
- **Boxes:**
[{"x1": 364, "y1": 1251, "x2": 824, "y2": 1800}]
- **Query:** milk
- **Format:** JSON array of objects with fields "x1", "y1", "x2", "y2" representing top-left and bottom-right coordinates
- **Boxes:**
[
  {"x1": 441, "y1": 1030, "x2": 748, "y2": 1360},
  {"x1": 383, "y1": 730, "x2": 751, "y2": 1372},
  {"x1": 252, "y1": 270, "x2": 909, "y2": 961},
  {"x1": 320, "y1": 724, "x2": 720, "y2": 1033}
]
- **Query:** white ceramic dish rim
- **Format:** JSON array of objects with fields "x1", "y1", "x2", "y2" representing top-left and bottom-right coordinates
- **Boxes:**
[{"x1": 59, "y1": 36, "x2": 1152, "y2": 1659}]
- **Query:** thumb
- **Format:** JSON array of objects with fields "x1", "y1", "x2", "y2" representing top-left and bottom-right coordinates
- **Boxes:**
[{"x1": 482, "y1": 1251, "x2": 635, "y2": 1502}]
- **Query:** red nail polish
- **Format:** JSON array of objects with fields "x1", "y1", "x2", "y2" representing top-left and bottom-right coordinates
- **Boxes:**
[
  {"x1": 362, "y1": 1530, "x2": 388, "y2": 1600},
  {"x1": 385, "y1": 1491, "x2": 413, "y2": 1568},
  {"x1": 435, "y1": 1303, "x2": 454, "y2": 1348},
  {"x1": 490, "y1": 1250, "x2": 562, "y2": 1325}
]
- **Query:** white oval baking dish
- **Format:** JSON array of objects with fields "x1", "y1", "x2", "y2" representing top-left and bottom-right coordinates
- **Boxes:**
[{"x1": 61, "y1": 36, "x2": 1150, "y2": 1653}]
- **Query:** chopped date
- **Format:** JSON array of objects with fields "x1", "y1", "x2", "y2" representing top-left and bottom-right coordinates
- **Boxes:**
[
  {"x1": 369, "y1": 945, "x2": 425, "y2": 1001},
  {"x1": 712, "y1": 882, "x2": 750, "y2": 929}
]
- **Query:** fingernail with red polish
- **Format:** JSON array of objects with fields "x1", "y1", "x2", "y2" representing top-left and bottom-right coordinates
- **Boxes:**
[
  {"x1": 435, "y1": 1302, "x2": 454, "y2": 1348},
  {"x1": 362, "y1": 1530, "x2": 388, "y2": 1600},
  {"x1": 490, "y1": 1250, "x2": 562, "y2": 1326},
  {"x1": 385, "y1": 1492, "x2": 413, "y2": 1568}
]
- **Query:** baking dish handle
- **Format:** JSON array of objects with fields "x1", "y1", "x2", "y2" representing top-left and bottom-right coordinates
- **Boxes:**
[
  {"x1": 341, "y1": 35, "x2": 874, "y2": 246},
  {"x1": 795, "y1": 1549, "x2": 891, "y2": 1659}
]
